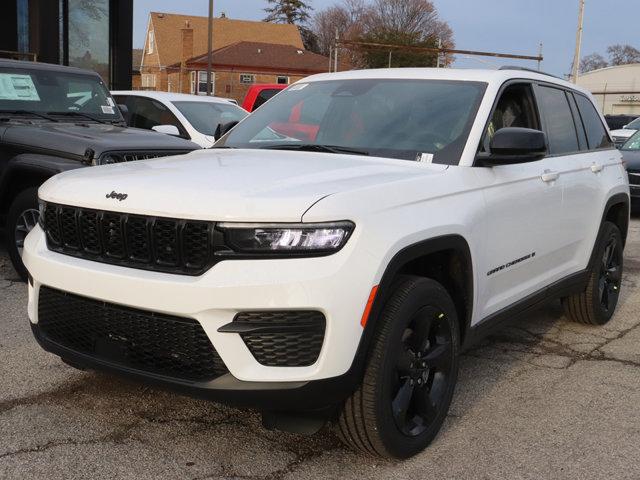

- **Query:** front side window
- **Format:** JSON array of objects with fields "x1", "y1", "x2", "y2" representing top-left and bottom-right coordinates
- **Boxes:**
[
  {"x1": 574, "y1": 93, "x2": 612, "y2": 150},
  {"x1": 127, "y1": 97, "x2": 183, "y2": 133},
  {"x1": 172, "y1": 101, "x2": 247, "y2": 136},
  {"x1": 218, "y1": 79, "x2": 487, "y2": 163},
  {"x1": 481, "y1": 83, "x2": 539, "y2": 152},
  {"x1": 0, "y1": 66, "x2": 122, "y2": 121},
  {"x1": 536, "y1": 86, "x2": 579, "y2": 155}
]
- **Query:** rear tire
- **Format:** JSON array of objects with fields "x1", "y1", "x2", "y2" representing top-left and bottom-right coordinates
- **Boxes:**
[
  {"x1": 336, "y1": 276, "x2": 460, "y2": 459},
  {"x1": 561, "y1": 221, "x2": 623, "y2": 325},
  {"x1": 7, "y1": 188, "x2": 39, "y2": 282}
]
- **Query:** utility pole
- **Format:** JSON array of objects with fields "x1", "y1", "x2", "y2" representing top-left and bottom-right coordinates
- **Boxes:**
[
  {"x1": 436, "y1": 38, "x2": 442, "y2": 68},
  {"x1": 206, "y1": 0, "x2": 213, "y2": 95},
  {"x1": 537, "y1": 42, "x2": 543, "y2": 71},
  {"x1": 571, "y1": 0, "x2": 585, "y2": 83},
  {"x1": 334, "y1": 28, "x2": 339, "y2": 73}
]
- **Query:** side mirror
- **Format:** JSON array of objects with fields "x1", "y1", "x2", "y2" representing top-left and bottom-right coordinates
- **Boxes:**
[
  {"x1": 481, "y1": 127, "x2": 547, "y2": 165},
  {"x1": 117, "y1": 104, "x2": 131, "y2": 125},
  {"x1": 623, "y1": 124, "x2": 629, "y2": 129},
  {"x1": 152, "y1": 124, "x2": 181, "y2": 136},
  {"x1": 213, "y1": 120, "x2": 240, "y2": 141}
]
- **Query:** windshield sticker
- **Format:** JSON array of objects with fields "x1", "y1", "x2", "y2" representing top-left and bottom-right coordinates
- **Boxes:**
[
  {"x1": 106, "y1": 97, "x2": 115, "y2": 107},
  {"x1": 0, "y1": 74, "x2": 40, "y2": 101},
  {"x1": 289, "y1": 83, "x2": 308, "y2": 91},
  {"x1": 101, "y1": 105, "x2": 115, "y2": 114}
]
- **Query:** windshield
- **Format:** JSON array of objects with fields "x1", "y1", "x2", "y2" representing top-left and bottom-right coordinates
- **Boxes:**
[
  {"x1": 0, "y1": 66, "x2": 122, "y2": 122},
  {"x1": 172, "y1": 101, "x2": 247, "y2": 136},
  {"x1": 626, "y1": 117, "x2": 640, "y2": 130},
  {"x1": 622, "y1": 130, "x2": 640, "y2": 150},
  {"x1": 217, "y1": 79, "x2": 487, "y2": 163}
]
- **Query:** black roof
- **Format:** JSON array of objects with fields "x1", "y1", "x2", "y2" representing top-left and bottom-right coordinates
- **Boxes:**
[{"x1": 0, "y1": 59, "x2": 100, "y2": 77}]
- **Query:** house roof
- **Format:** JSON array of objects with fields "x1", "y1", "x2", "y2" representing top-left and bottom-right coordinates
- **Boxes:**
[
  {"x1": 181, "y1": 41, "x2": 337, "y2": 74},
  {"x1": 148, "y1": 12, "x2": 304, "y2": 67}
]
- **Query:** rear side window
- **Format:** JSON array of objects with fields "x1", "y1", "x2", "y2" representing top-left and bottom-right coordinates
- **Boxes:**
[
  {"x1": 574, "y1": 94, "x2": 613, "y2": 150},
  {"x1": 536, "y1": 86, "x2": 579, "y2": 155}
]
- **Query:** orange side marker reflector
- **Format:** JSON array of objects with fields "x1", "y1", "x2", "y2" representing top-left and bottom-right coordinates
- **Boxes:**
[{"x1": 360, "y1": 285, "x2": 379, "y2": 328}]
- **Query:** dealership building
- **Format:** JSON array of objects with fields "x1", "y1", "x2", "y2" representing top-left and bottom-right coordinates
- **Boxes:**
[
  {"x1": 0, "y1": 0, "x2": 133, "y2": 89},
  {"x1": 576, "y1": 63, "x2": 640, "y2": 115}
]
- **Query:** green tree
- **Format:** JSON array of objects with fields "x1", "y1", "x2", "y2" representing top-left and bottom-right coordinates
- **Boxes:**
[
  {"x1": 264, "y1": 0, "x2": 313, "y2": 24},
  {"x1": 264, "y1": 0, "x2": 318, "y2": 51}
]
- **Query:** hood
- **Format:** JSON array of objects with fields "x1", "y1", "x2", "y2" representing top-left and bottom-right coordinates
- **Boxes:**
[
  {"x1": 2, "y1": 122, "x2": 199, "y2": 159},
  {"x1": 622, "y1": 149, "x2": 640, "y2": 171},
  {"x1": 610, "y1": 128, "x2": 637, "y2": 138},
  {"x1": 39, "y1": 148, "x2": 447, "y2": 222}
]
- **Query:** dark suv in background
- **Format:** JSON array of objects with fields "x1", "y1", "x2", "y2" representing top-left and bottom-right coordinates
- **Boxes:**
[{"x1": 0, "y1": 60, "x2": 199, "y2": 280}]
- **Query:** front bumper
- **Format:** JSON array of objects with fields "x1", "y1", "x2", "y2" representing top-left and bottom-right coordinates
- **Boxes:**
[{"x1": 24, "y1": 226, "x2": 376, "y2": 408}]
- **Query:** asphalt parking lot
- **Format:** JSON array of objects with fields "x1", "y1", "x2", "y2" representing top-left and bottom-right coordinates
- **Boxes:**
[{"x1": 2, "y1": 220, "x2": 640, "y2": 480}]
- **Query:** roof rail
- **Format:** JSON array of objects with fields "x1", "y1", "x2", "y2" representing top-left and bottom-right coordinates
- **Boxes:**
[{"x1": 499, "y1": 66, "x2": 562, "y2": 80}]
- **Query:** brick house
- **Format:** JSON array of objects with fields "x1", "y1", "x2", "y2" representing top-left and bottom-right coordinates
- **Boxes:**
[
  {"x1": 170, "y1": 41, "x2": 337, "y2": 102},
  {"x1": 139, "y1": 12, "x2": 304, "y2": 93}
]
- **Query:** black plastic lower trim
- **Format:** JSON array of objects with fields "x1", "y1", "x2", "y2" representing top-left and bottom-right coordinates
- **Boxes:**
[{"x1": 30, "y1": 322, "x2": 358, "y2": 411}]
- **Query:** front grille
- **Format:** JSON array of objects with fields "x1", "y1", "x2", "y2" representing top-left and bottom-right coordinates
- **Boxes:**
[
  {"x1": 38, "y1": 287, "x2": 228, "y2": 382},
  {"x1": 42, "y1": 203, "x2": 215, "y2": 275},
  {"x1": 628, "y1": 171, "x2": 640, "y2": 186},
  {"x1": 231, "y1": 311, "x2": 326, "y2": 367}
]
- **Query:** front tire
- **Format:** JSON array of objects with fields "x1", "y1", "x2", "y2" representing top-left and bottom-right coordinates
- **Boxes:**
[
  {"x1": 562, "y1": 221, "x2": 623, "y2": 325},
  {"x1": 337, "y1": 276, "x2": 460, "y2": 459},
  {"x1": 7, "y1": 188, "x2": 40, "y2": 282}
]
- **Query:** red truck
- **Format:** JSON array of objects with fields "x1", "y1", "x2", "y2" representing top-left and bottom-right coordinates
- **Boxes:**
[{"x1": 241, "y1": 84, "x2": 287, "y2": 112}]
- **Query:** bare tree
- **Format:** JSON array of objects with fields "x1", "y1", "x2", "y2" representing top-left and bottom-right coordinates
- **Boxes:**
[
  {"x1": 312, "y1": 0, "x2": 454, "y2": 69},
  {"x1": 607, "y1": 44, "x2": 640, "y2": 66},
  {"x1": 579, "y1": 53, "x2": 608, "y2": 73}
]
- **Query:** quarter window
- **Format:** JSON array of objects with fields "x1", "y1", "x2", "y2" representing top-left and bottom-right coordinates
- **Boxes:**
[
  {"x1": 536, "y1": 86, "x2": 579, "y2": 155},
  {"x1": 574, "y1": 93, "x2": 613, "y2": 150}
]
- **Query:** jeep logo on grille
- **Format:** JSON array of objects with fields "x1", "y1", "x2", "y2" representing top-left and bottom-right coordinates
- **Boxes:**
[{"x1": 106, "y1": 191, "x2": 128, "y2": 201}]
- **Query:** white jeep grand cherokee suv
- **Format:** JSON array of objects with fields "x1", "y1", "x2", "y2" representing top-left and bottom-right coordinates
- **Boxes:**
[{"x1": 23, "y1": 68, "x2": 629, "y2": 459}]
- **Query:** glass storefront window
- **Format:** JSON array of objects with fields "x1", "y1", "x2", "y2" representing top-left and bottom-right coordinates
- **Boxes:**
[{"x1": 67, "y1": 0, "x2": 110, "y2": 86}]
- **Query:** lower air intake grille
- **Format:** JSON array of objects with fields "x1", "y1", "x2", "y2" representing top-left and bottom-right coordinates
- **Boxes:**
[
  {"x1": 232, "y1": 311, "x2": 326, "y2": 367},
  {"x1": 38, "y1": 287, "x2": 228, "y2": 382}
]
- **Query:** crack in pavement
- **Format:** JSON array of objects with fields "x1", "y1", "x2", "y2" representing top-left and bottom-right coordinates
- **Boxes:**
[
  {"x1": 0, "y1": 421, "x2": 141, "y2": 460},
  {"x1": 466, "y1": 320, "x2": 640, "y2": 370}
]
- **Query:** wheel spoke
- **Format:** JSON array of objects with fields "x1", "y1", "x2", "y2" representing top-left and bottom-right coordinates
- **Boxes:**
[
  {"x1": 409, "y1": 313, "x2": 433, "y2": 352},
  {"x1": 392, "y1": 379, "x2": 415, "y2": 426},
  {"x1": 413, "y1": 390, "x2": 438, "y2": 422},
  {"x1": 422, "y1": 342, "x2": 451, "y2": 370},
  {"x1": 397, "y1": 347, "x2": 415, "y2": 376}
]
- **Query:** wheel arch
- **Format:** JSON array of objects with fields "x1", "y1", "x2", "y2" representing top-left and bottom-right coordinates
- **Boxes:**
[
  {"x1": 356, "y1": 235, "x2": 474, "y2": 372},
  {"x1": 586, "y1": 192, "x2": 630, "y2": 273},
  {"x1": 0, "y1": 155, "x2": 82, "y2": 220}
]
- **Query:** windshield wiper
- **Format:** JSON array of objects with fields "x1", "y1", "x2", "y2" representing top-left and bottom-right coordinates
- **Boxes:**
[
  {"x1": 260, "y1": 143, "x2": 370, "y2": 156},
  {"x1": 46, "y1": 111, "x2": 108, "y2": 124},
  {"x1": 0, "y1": 110, "x2": 58, "y2": 122}
]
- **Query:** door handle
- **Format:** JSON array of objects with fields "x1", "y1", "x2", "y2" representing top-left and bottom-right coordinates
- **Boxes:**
[
  {"x1": 591, "y1": 163, "x2": 603, "y2": 173},
  {"x1": 541, "y1": 170, "x2": 559, "y2": 183}
]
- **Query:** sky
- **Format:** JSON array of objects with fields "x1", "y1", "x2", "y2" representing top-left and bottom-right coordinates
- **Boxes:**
[{"x1": 133, "y1": 0, "x2": 637, "y2": 77}]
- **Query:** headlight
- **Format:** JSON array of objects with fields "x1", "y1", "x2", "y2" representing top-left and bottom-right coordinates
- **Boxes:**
[
  {"x1": 99, "y1": 153, "x2": 124, "y2": 165},
  {"x1": 219, "y1": 221, "x2": 354, "y2": 254}
]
